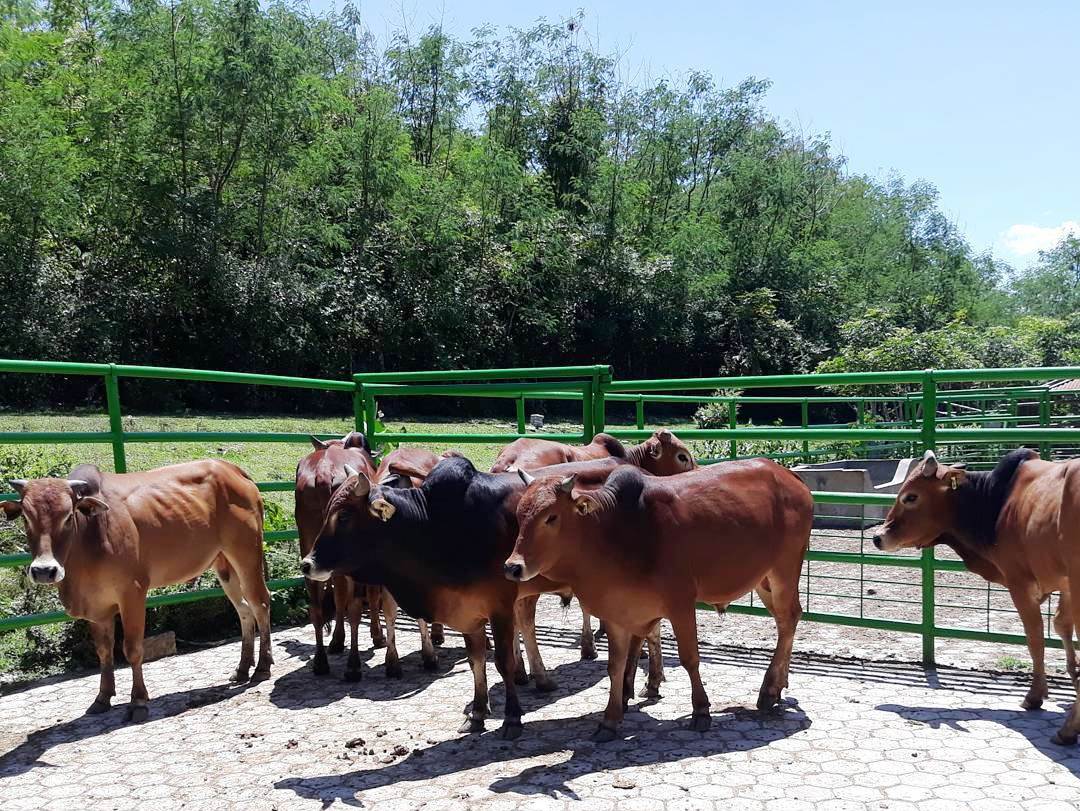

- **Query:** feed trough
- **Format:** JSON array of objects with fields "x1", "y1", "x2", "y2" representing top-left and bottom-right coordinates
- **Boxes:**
[{"x1": 791, "y1": 458, "x2": 915, "y2": 528}]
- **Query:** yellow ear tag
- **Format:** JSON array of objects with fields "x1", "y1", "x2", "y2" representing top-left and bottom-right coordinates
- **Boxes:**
[{"x1": 950, "y1": 476, "x2": 959, "y2": 490}]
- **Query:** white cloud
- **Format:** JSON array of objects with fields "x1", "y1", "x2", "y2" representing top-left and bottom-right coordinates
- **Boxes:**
[{"x1": 1000, "y1": 220, "x2": 1080, "y2": 256}]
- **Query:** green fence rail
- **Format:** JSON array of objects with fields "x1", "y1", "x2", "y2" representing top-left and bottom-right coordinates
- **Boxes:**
[{"x1": 2, "y1": 360, "x2": 1080, "y2": 665}]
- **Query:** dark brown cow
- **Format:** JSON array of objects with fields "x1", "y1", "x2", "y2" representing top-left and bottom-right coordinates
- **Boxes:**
[
  {"x1": 295, "y1": 432, "x2": 382, "y2": 680},
  {"x1": 874, "y1": 448, "x2": 1080, "y2": 745},
  {"x1": 504, "y1": 459, "x2": 813, "y2": 741},
  {"x1": 491, "y1": 429, "x2": 695, "y2": 477},
  {"x1": 2, "y1": 461, "x2": 272, "y2": 721}
]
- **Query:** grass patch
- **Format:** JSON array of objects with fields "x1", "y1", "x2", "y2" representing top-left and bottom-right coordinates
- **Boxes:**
[{"x1": 995, "y1": 655, "x2": 1031, "y2": 672}]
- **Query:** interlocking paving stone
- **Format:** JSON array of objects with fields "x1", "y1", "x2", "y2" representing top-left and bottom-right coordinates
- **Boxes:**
[{"x1": 2, "y1": 597, "x2": 1080, "y2": 809}]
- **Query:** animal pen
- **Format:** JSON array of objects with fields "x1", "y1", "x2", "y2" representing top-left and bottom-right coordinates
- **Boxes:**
[{"x1": 2, "y1": 358, "x2": 1080, "y2": 667}]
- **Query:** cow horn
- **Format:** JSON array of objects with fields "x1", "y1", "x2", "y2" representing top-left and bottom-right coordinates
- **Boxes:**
[
  {"x1": 310, "y1": 435, "x2": 329, "y2": 450},
  {"x1": 66, "y1": 479, "x2": 89, "y2": 488},
  {"x1": 344, "y1": 464, "x2": 359, "y2": 478},
  {"x1": 657, "y1": 429, "x2": 673, "y2": 444},
  {"x1": 556, "y1": 474, "x2": 577, "y2": 494},
  {"x1": 8, "y1": 479, "x2": 27, "y2": 496},
  {"x1": 921, "y1": 450, "x2": 938, "y2": 477},
  {"x1": 517, "y1": 469, "x2": 536, "y2": 486}
]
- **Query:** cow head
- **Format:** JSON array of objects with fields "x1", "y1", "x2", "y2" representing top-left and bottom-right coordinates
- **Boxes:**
[
  {"x1": 874, "y1": 451, "x2": 967, "y2": 551},
  {"x1": 299, "y1": 465, "x2": 397, "y2": 582},
  {"x1": 639, "y1": 429, "x2": 695, "y2": 476},
  {"x1": 505, "y1": 471, "x2": 585, "y2": 583},
  {"x1": 2, "y1": 477, "x2": 109, "y2": 584}
]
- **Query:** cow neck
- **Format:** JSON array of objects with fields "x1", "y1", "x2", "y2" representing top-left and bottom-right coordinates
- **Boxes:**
[
  {"x1": 943, "y1": 449, "x2": 1035, "y2": 548},
  {"x1": 622, "y1": 442, "x2": 653, "y2": 469},
  {"x1": 381, "y1": 486, "x2": 429, "y2": 523}
]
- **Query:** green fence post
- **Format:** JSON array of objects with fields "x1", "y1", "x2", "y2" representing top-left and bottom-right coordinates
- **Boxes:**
[
  {"x1": 801, "y1": 399, "x2": 810, "y2": 463},
  {"x1": 516, "y1": 396, "x2": 526, "y2": 435},
  {"x1": 1039, "y1": 390, "x2": 1051, "y2": 459},
  {"x1": 105, "y1": 365, "x2": 127, "y2": 473},
  {"x1": 582, "y1": 381, "x2": 595, "y2": 442},
  {"x1": 353, "y1": 384, "x2": 365, "y2": 434},
  {"x1": 920, "y1": 370, "x2": 937, "y2": 666},
  {"x1": 728, "y1": 399, "x2": 737, "y2": 460},
  {"x1": 635, "y1": 397, "x2": 645, "y2": 430},
  {"x1": 592, "y1": 366, "x2": 610, "y2": 436},
  {"x1": 363, "y1": 388, "x2": 380, "y2": 452}
]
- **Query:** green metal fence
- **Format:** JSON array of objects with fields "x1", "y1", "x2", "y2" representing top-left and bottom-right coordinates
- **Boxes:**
[{"x1": 2, "y1": 359, "x2": 1080, "y2": 667}]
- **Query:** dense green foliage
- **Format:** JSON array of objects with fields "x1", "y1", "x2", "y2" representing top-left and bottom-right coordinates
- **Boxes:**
[{"x1": 1, "y1": 2, "x2": 1074, "y2": 408}]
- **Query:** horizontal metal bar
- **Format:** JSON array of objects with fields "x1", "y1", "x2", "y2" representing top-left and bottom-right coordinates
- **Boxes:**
[
  {"x1": 0, "y1": 359, "x2": 110, "y2": 376},
  {"x1": 264, "y1": 530, "x2": 299, "y2": 543},
  {"x1": 0, "y1": 578, "x2": 305, "y2": 632},
  {"x1": 371, "y1": 432, "x2": 586, "y2": 443},
  {"x1": 806, "y1": 550, "x2": 916, "y2": 567},
  {"x1": 355, "y1": 366, "x2": 609, "y2": 383},
  {"x1": 362, "y1": 381, "x2": 587, "y2": 397},
  {"x1": 934, "y1": 366, "x2": 1080, "y2": 384},
  {"x1": 113, "y1": 364, "x2": 353, "y2": 391},
  {"x1": 716, "y1": 603, "x2": 926, "y2": 634},
  {"x1": 937, "y1": 428, "x2": 1080, "y2": 442},
  {"x1": 0, "y1": 431, "x2": 112, "y2": 444},
  {"x1": 608, "y1": 427, "x2": 921, "y2": 441},
  {"x1": 257, "y1": 481, "x2": 295, "y2": 493},
  {"x1": 812, "y1": 491, "x2": 897, "y2": 506},
  {"x1": 608, "y1": 370, "x2": 928, "y2": 392},
  {"x1": 122, "y1": 432, "x2": 323, "y2": 443}
]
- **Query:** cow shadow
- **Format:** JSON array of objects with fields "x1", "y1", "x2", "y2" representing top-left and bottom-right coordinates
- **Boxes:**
[
  {"x1": 273, "y1": 701, "x2": 811, "y2": 805},
  {"x1": 0, "y1": 679, "x2": 260, "y2": 779},
  {"x1": 877, "y1": 701, "x2": 1080, "y2": 777}
]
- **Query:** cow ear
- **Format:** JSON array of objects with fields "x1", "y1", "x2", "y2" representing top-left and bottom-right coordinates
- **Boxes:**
[
  {"x1": 342, "y1": 432, "x2": 369, "y2": 451},
  {"x1": 1, "y1": 500, "x2": 22, "y2": 520},
  {"x1": 556, "y1": 474, "x2": 577, "y2": 495},
  {"x1": 368, "y1": 498, "x2": 396, "y2": 522},
  {"x1": 656, "y1": 429, "x2": 674, "y2": 445},
  {"x1": 75, "y1": 496, "x2": 109, "y2": 516}
]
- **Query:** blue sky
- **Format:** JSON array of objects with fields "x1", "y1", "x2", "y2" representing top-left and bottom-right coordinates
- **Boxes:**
[{"x1": 316, "y1": 0, "x2": 1078, "y2": 269}]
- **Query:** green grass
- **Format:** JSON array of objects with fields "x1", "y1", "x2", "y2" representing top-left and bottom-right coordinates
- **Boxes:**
[{"x1": 994, "y1": 655, "x2": 1031, "y2": 672}]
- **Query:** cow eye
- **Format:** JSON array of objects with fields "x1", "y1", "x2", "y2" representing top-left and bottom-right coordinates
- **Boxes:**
[
  {"x1": 902, "y1": 493, "x2": 918, "y2": 505},
  {"x1": 544, "y1": 514, "x2": 558, "y2": 526},
  {"x1": 678, "y1": 454, "x2": 689, "y2": 463}
]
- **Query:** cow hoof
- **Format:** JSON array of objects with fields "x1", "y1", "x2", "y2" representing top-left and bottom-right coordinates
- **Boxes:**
[
  {"x1": 126, "y1": 705, "x2": 148, "y2": 723},
  {"x1": 327, "y1": 639, "x2": 345, "y2": 655},
  {"x1": 592, "y1": 724, "x2": 617, "y2": 743},
  {"x1": 1053, "y1": 730, "x2": 1078, "y2": 746},
  {"x1": 593, "y1": 628, "x2": 606, "y2": 641},
  {"x1": 371, "y1": 637, "x2": 387, "y2": 650},
  {"x1": 688, "y1": 714, "x2": 711, "y2": 732},
  {"x1": 422, "y1": 656, "x2": 439, "y2": 672},
  {"x1": 639, "y1": 648, "x2": 648, "y2": 659},
  {"x1": 386, "y1": 662, "x2": 403, "y2": 679},
  {"x1": 501, "y1": 721, "x2": 523, "y2": 741},
  {"x1": 580, "y1": 648, "x2": 598, "y2": 661},
  {"x1": 431, "y1": 631, "x2": 445, "y2": 646},
  {"x1": 1022, "y1": 696, "x2": 1044, "y2": 711},
  {"x1": 86, "y1": 698, "x2": 111, "y2": 715},
  {"x1": 231, "y1": 668, "x2": 251, "y2": 684},
  {"x1": 639, "y1": 686, "x2": 661, "y2": 700},
  {"x1": 458, "y1": 718, "x2": 485, "y2": 734},
  {"x1": 344, "y1": 669, "x2": 363, "y2": 683},
  {"x1": 756, "y1": 690, "x2": 780, "y2": 712},
  {"x1": 533, "y1": 675, "x2": 558, "y2": 693},
  {"x1": 313, "y1": 656, "x2": 330, "y2": 677},
  {"x1": 513, "y1": 668, "x2": 529, "y2": 686},
  {"x1": 251, "y1": 667, "x2": 272, "y2": 683}
]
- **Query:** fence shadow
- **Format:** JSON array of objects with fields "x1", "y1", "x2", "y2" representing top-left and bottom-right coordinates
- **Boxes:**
[{"x1": 274, "y1": 701, "x2": 812, "y2": 805}]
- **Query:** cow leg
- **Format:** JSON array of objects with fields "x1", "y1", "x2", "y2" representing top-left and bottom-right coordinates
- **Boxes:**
[
  {"x1": 1010, "y1": 584, "x2": 1049, "y2": 710},
  {"x1": 622, "y1": 634, "x2": 645, "y2": 708},
  {"x1": 216, "y1": 556, "x2": 256, "y2": 682},
  {"x1": 1053, "y1": 584, "x2": 1080, "y2": 745},
  {"x1": 86, "y1": 618, "x2": 116, "y2": 714},
  {"x1": 381, "y1": 591, "x2": 403, "y2": 678},
  {"x1": 328, "y1": 575, "x2": 351, "y2": 654},
  {"x1": 307, "y1": 579, "x2": 330, "y2": 676},
  {"x1": 417, "y1": 619, "x2": 439, "y2": 671},
  {"x1": 595, "y1": 623, "x2": 631, "y2": 742},
  {"x1": 594, "y1": 617, "x2": 607, "y2": 641},
  {"x1": 641, "y1": 621, "x2": 664, "y2": 699},
  {"x1": 755, "y1": 572, "x2": 802, "y2": 711},
  {"x1": 1055, "y1": 592, "x2": 1078, "y2": 690},
  {"x1": 430, "y1": 623, "x2": 445, "y2": 646},
  {"x1": 459, "y1": 630, "x2": 490, "y2": 734},
  {"x1": 512, "y1": 627, "x2": 529, "y2": 686},
  {"x1": 581, "y1": 608, "x2": 597, "y2": 660},
  {"x1": 366, "y1": 584, "x2": 387, "y2": 649},
  {"x1": 118, "y1": 592, "x2": 149, "y2": 723},
  {"x1": 344, "y1": 591, "x2": 364, "y2": 682},
  {"x1": 670, "y1": 608, "x2": 711, "y2": 731},
  {"x1": 226, "y1": 550, "x2": 274, "y2": 680},
  {"x1": 515, "y1": 595, "x2": 556, "y2": 692},
  {"x1": 490, "y1": 612, "x2": 524, "y2": 739}
]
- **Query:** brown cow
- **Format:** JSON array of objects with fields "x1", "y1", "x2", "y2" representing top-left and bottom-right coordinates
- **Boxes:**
[
  {"x1": 491, "y1": 429, "x2": 695, "y2": 477},
  {"x1": 2, "y1": 460, "x2": 272, "y2": 721},
  {"x1": 494, "y1": 430, "x2": 695, "y2": 680},
  {"x1": 504, "y1": 459, "x2": 812, "y2": 741},
  {"x1": 873, "y1": 448, "x2": 1080, "y2": 745}
]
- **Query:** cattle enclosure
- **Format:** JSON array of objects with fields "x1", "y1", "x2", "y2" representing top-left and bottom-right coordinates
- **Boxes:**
[{"x1": 2, "y1": 359, "x2": 1080, "y2": 673}]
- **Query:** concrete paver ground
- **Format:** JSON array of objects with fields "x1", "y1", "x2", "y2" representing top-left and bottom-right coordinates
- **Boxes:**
[{"x1": 3, "y1": 596, "x2": 1080, "y2": 810}]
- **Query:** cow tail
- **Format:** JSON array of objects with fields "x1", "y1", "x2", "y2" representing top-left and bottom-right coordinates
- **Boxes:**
[{"x1": 321, "y1": 583, "x2": 336, "y2": 630}]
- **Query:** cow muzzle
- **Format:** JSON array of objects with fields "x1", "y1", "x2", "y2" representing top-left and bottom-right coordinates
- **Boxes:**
[
  {"x1": 29, "y1": 556, "x2": 65, "y2": 584},
  {"x1": 299, "y1": 556, "x2": 331, "y2": 582},
  {"x1": 872, "y1": 525, "x2": 895, "y2": 551},
  {"x1": 503, "y1": 556, "x2": 533, "y2": 583}
]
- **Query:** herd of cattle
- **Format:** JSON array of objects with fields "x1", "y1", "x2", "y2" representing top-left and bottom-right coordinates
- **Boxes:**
[{"x1": 3, "y1": 428, "x2": 1080, "y2": 745}]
